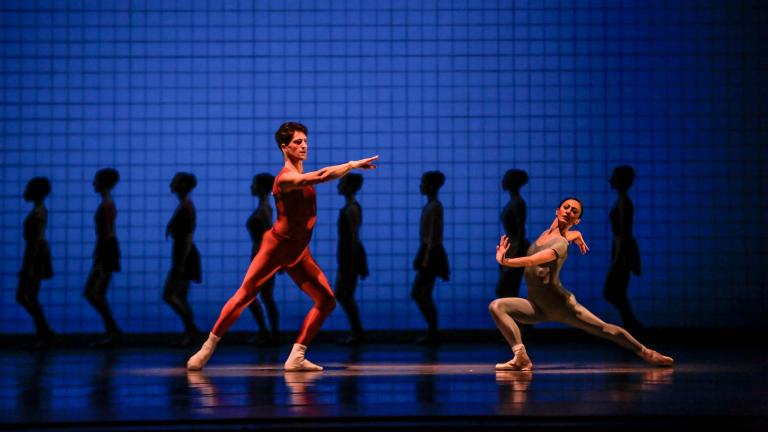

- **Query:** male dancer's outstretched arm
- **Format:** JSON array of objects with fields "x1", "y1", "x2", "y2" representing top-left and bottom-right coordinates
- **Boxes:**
[{"x1": 278, "y1": 156, "x2": 378, "y2": 191}]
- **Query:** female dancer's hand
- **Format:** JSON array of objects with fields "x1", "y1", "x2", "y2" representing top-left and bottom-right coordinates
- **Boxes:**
[
  {"x1": 349, "y1": 155, "x2": 379, "y2": 170},
  {"x1": 496, "y1": 235, "x2": 510, "y2": 264},
  {"x1": 566, "y1": 230, "x2": 589, "y2": 255}
]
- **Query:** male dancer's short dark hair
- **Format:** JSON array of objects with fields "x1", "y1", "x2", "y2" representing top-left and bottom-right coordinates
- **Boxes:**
[{"x1": 275, "y1": 122, "x2": 308, "y2": 148}]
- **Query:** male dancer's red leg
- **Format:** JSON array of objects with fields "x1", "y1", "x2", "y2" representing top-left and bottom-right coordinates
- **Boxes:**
[
  {"x1": 283, "y1": 252, "x2": 336, "y2": 371},
  {"x1": 187, "y1": 239, "x2": 281, "y2": 370}
]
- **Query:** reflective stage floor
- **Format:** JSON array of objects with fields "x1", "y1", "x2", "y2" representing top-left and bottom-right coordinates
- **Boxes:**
[{"x1": 1, "y1": 339, "x2": 766, "y2": 431}]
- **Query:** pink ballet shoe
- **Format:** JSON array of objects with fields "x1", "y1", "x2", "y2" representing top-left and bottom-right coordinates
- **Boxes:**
[
  {"x1": 495, "y1": 344, "x2": 533, "y2": 371},
  {"x1": 639, "y1": 347, "x2": 674, "y2": 367}
]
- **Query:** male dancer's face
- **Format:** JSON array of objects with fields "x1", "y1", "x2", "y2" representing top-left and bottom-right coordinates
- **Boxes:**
[{"x1": 282, "y1": 131, "x2": 308, "y2": 161}]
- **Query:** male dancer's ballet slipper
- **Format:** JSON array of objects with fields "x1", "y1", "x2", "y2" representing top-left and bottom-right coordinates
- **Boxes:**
[
  {"x1": 186, "y1": 333, "x2": 221, "y2": 371},
  {"x1": 638, "y1": 347, "x2": 674, "y2": 367},
  {"x1": 284, "y1": 343, "x2": 324, "y2": 372},
  {"x1": 495, "y1": 344, "x2": 533, "y2": 371}
]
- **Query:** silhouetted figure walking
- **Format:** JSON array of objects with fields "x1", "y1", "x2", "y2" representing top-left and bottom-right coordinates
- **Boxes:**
[
  {"x1": 604, "y1": 165, "x2": 643, "y2": 332},
  {"x1": 335, "y1": 173, "x2": 369, "y2": 345},
  {"x1": 246, "y1": 173, "x2": 280, "y2": 346},
  {"x1": 411, "y1": 171, "x2": 449, "y2": 345},
  {"x1": 84, "y1": 168, "x2": 123, "y2": 347},
  {"x1": 17, "y1": 177, "x2": 55, "y2": 348},
  {"x1": 163, "y1": 172, "x2": 202, "y2": 346},
  {"x1": 496, "y1": 169, "x2": 529, "y2": 299}
]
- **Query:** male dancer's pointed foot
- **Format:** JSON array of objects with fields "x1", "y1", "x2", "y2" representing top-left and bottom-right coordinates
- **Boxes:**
[
  {"x1": 639, "y1": 347, "x2": 674, "y2": 367},
  {"x1": 187, "y1": 333, "x2": 221, "y2": 371},
  {"x1": 495, "y1": 344, "x2": 533, "y2": 371},
  {"x1": 284, "y1": 343, "x2": 324, "y2": 372}
]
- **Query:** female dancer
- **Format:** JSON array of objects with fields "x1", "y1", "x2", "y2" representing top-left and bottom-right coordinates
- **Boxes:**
[
  {"x1": 604, "y1": 166, "x2": 643, "y2": 331},
  {"x1": 163, "y1": 172, "x2": 202, "y2": 346},
  {"x1": 84, "y1": 168, "x2": 123, "y2": 347},
  {"x1": 17, "y1": 177, "x2": 55, "y2": 347},
  {"x1": 187, "y1": 122, "x2": 377, "y2": 371},
  {"x1": 246, "y1": 173, "x2": 280, "y2": 346},
  {"x1": 489, "y1": 198, "x2": 673, "y2": 370},
  {"x1": 335, "y1": 173, "x2": 369, "y2": 345},
  {"x1": 411, "y1": 171, "x2": 449, "y2": 344}
]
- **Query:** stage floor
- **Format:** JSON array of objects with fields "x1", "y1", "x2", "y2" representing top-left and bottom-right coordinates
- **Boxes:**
[{"x1": 1, "y1": 340, "x2": 766, "y2": 431}]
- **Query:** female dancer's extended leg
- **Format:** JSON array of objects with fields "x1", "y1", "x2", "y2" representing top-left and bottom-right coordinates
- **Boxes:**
[{"x1": 554, "y1": 295, "x2": 672, "y2": 366}]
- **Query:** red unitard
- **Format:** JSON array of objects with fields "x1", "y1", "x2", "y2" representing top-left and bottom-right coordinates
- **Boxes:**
[{"x1": 211, "y1": 167, "x2": 335, "y2": 345}]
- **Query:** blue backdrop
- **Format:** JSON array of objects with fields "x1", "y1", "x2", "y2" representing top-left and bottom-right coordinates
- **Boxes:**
[{"x1": 1, "y1": 0, "x2": 766, "y2": 334}]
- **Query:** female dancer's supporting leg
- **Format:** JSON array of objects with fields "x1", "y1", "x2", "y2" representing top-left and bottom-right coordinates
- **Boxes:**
[{"x1": 488, "y1": 298, "x2": 544, "y2": 370}]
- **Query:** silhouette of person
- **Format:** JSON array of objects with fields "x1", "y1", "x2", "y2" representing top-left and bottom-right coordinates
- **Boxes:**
[
  {"x1": 17, "y1": 177, "x2": 55, "y2": 348},
  {"x1": 246, "y1": 173, "x2": 280, "y2": 346},
  {"x1": 334, "y1": 173, "x2": 369, "y2": 345},
  {"x1": 411, "y1": 171, "x2": 449, "y2": 345},
  {"x1": 83, "y1": 168, "x2": 123, "y2": 347},
  {"x1": 489, "y1": 198, "x2": 673, "y2": 370},
  {"x1": 496, "y1": 169, "x2": 529, "y2": 299},
  {"x1": 604, "y1": 165, "x2": 643, "y2": 332},
  {"x1": 187, "y1": 122, "x2": 378, "y2": 371},
  {"x1": 163, "y1": 172, "x2": 202, "y2": 346}
]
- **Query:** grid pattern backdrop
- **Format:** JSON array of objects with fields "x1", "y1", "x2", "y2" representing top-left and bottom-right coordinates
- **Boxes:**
[{"x1": 1, "y1": 0, "x2": 766, "y2": 334}]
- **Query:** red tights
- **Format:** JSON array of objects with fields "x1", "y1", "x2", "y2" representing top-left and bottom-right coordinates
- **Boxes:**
[{"x1": 211, "y1": 238, "x2": 335, "y2": 345}]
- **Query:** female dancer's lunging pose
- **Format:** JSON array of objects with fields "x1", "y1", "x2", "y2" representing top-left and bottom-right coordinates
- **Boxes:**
[
  {"x1": 188, "y1": 122, "x2": 377, "y2": 371},
  {"x1": 488, "y1": 198, "x2": 673, "y2": 370}
]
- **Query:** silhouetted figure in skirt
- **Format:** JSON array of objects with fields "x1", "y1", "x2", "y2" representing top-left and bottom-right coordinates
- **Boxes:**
[{"x1": 163, "y1": 172, "x2": 202, "y2": 346}]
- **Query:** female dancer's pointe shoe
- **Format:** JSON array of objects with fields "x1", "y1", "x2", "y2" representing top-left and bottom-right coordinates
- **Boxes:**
[
  {"x1": 495, "y1": 355, "x2": 533, "y2": 371},
  {"x1": 187, "y1": 333, "x2": 221, "y2": 371},
  {"x1": 496, "y1": 344, "x2": 533, "y2": 371},
  {"x1": 284, "y1": 343, "x2": 323, "y2": 372},
  {"x1": 639, "y1": 347, "x2": 674, "y2": 367}
]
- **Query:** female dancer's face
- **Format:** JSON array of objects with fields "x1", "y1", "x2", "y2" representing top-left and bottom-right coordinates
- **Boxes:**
[
  {"x1": 282, "y1": 131, "x2": 308, "y2": 161},
  {"x1": 557, "y1": 199, "x2": 582, "y2": 226}
]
